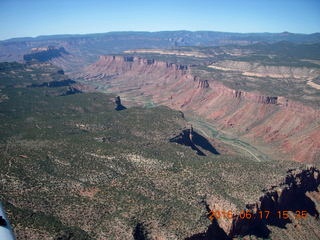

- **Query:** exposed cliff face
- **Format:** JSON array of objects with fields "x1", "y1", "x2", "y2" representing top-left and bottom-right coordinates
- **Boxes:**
[
  {"x1": 208, "y1": 60, "x2": 320, "y2": 79},
  {"x1": 81, "y1": 55, "x2": 320, "y2": 163},
  {"x1": 83, "y1": 55, "x2": 189, "y2": 80},
  {"x1": 197, "y1": 79, "x2": 209, "y2": 89},
  {"x1": 133, "y1": 221, "x2": 168, "y2": 240},
  {"x1": 114, "y1": 96, "x2": 126, "y2": 111},
  {"x1": 233, "y1": 91, "x2": 278, "y2": 104},
  {"x1": 23, "y1": 46, "x2": 69, "y2": 62},
  {"x1": 202, "y1": 166, "x2": 320, "y2": 238}
]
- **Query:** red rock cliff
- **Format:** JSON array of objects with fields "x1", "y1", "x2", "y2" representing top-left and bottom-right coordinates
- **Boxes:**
[
  {"x1": 202, "y1": 166, "x2": 320, "y2": 238},
  {"x1": 82, "y1": 55, "x2": 320, "y2": 163}
]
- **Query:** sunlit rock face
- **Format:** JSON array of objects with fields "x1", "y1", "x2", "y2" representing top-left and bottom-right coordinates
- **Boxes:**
[{"x1": 82, "y1": 55, "x2": 320, "y2": 163}]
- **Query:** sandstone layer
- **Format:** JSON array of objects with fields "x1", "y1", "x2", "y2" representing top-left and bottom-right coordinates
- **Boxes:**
[
  {"x1": 81, "y1": 55, "x2": 320, "y2": 163},
  {"x1": 198, "y1": 166, "x2": 320, "y2": 239}
]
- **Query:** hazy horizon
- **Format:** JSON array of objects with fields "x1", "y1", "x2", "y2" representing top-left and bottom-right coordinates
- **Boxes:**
[
  {"x1": 1, "y1": 0, "x2": 320, "y2": 40},
  {"x1": 2, "y1": 29, "x2": 320, "y2": 42}
]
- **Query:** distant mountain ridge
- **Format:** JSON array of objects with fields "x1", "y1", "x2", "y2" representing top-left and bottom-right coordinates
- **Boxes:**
[
  {"x1": 2, "y1": 30, "x2": 320, "y2": 43},
  {"x1": 1, "y1": 31, "x2": 320, "y2": 66}
]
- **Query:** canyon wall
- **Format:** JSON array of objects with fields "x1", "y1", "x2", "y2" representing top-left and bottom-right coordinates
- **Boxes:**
[
  {"x1": 203, "y1": 166, "x2": 320, "y2": 238},
  {"x1": 81, "y1": 55, "x2": 320, "y2": 163},
  {"x1": 23, "y1": 46, "x2": 69, "y2": 62},
  {"x1": 209, "y1": 60, "x2": 320, "y2": 79}
]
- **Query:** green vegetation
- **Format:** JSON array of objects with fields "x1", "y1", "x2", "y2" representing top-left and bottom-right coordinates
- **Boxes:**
[
  {"x1": 185, "y1": 115, "x2": 271, "y2": 162},
  {"x1": 112, "y1": 42, "x2": 320, "y2": 108},
  {"x1": 0, "y1": 62, "x2": 303, "y2": 239},
  {"x1": 231, "y1": 54, "x2": 320, "y2": 68},
  {"x1": 3, "y1": 201, "x2": 92, "y2": 240}
]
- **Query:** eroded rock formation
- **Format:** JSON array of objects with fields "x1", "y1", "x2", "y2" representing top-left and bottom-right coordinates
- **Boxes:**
[
  {"x1": 81, "y1": 55, "x2": 320, "y2": 162},
  {"x1": 133, "y1": 221, "x2": 168, "y2": 240},
  {"x1": 258, "y1": 96, "x2": 278, "y2": 104},
  {"x1": 197, "y1": 80, "x2": 209, "y2": 89},
  {"x1": 169, "y1": 126, "x2": 219, "y2": 156},
  {"x1": 23, "y1": 46, "x2": 69, "y2": 62},
  {"x1": 233, "y1": 90, "x2": 242, "y2": 99},
  {"x1": 124, "y1": 56, "x2": 134, "y2": 62},
  {"x1": 115, "y1": 96, "x2": 126, "y2": 111},
  {"x1": 201, "y1": 166, "x2": 320, "y2": 238}
]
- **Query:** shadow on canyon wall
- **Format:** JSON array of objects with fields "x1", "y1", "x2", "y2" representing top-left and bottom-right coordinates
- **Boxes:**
[{"x1": 188, "y1": 167, "x2": 320, "y2": 239}]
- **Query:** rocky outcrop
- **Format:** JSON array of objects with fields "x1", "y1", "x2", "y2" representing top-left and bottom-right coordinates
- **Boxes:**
[
  {"x1": 177, "y1": 64, "x2": 188, "y2": 71},
  {"x1": 197, "y1": 80, "x2": 209, "y2": 89},
  {"x1": 124, "y1": 56, "x2": 134, "y2": 62},
  {"x1": 147, "y1": 59, "x2": 155, "y2": 65},
  {"x1": 23, "y1": 46, "x2": 69, "y2": 62},
  {"x1": 26, "y1": 77, "x2": 82, "y2": 96},
  {"x1": 133, "y1": 221, "x2": 168, "y2": 240},
  {"x1": 169, "y1": 126, "x2": 219, "y2": 156},
  {"x1": 233, "y1": 91, "x2": 278, "y2": 104},
  {"x1": 114, "y1": 96, "x2": 126, "y2": 111},
  {"x1": 81, "y1": 55, "x2": 320, "y2": 163},
  {"x1": 85, "y1": 57, "x2": 193, "y2": 96},
  {"x1": 202, "y1": 166, "x2": 320, "y2": 238},
  {"x1": 233, "y1": 90, "x2": 242, "y2": 99},
  {"x1": 209, "y1": 60, "x2": 320, "y2": 79},
  {"x1": 257, "y1": 96, "x2": 278, "y2": 104},
  {"x1": 28, "y1": 79, "x2": 76, "y2": 88}
]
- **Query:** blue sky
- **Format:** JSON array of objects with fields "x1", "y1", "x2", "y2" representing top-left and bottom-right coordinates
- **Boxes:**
[{"x1": 0, "y1": 0, "x2": 319, "y2": 40}]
